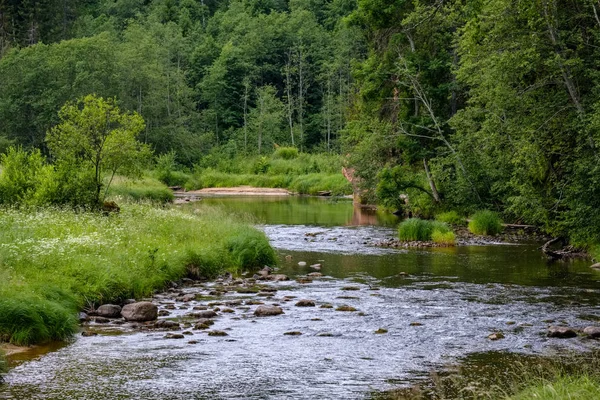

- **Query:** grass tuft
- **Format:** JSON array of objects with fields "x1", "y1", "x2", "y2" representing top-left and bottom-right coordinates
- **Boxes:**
[
  {"x1": 431, "y1": 230, "x2": 456, "y2": 246},
  {"x1": 468, "y1": 210, "x2": 503, "y2": 235},
  {"x1": 398, "y1": 219, "x2": 453, "y2": 243}
]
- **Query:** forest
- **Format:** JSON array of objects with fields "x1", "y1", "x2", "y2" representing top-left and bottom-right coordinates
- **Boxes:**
[{"x1": 1, "y1": 0, "x2": 600, "y2": 254}]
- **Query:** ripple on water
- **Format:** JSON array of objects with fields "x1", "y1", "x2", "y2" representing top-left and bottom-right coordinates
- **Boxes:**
[{"x1": 3, "y1": 276, "x2": 600, "y2": 399}]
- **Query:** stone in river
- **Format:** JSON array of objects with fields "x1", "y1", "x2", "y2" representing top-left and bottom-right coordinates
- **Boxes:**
[
  {"x1": 295, "y1": 299, "x2": 316, "y2": 307},
  {"x1": 188, "y1": 310, "x2": 218, "y2": 319},
  {"x1": 164, "y1": 333, "x2": 185, "y2": 339},
  {"x1": 487, "y1": 332, "x2": 505, "y2": 341},
  {"x1": 121, "y1": 301, "x2": 158, "y2": 322},
  {"x1": 254, "y1": 305, "x2": 284, "y2": 317},
  {"x1": 547, "y1": 326, "x2": 577, "y2": 338},
  {"x1": 96, "y1": 304, "x2": 122, "y2": 318},
  {"x1": 583, "y1": 326, "x2": 600, "y2": 338},
  {"x1": 298, "y1": 261, "x2": 307, "y2": 267}
]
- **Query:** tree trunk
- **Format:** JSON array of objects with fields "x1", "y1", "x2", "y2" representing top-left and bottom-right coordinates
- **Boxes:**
[{"x1": 423, "y1": 158, "x2": 440, "y2": 203}]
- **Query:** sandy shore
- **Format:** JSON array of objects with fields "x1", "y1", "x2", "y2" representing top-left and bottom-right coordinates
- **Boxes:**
[{"x1": 174, "y1": 186, "x2": 291, "y2": 200}]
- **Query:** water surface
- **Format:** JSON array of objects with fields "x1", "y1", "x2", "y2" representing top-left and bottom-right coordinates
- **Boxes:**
[{"x1": 2, "y1": 196, "x2": 599, "y2": 399}]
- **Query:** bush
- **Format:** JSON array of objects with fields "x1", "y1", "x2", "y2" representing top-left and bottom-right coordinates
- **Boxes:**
[
  {"x1": 469, "y1": 210, "x2": 503, "y2": 235},
  {"x1": 155, "y1": 152, "x2": 190, "y2": 187},
  {"x1": 435, "y1": 211, "x2": 465, "y2": 225},
  {"x1": 509, "y1": 375, "x2": 600, "y2": 400},
  {"x1": 398, "y1": 218, "x2": 454, "y2": 243},
  {"x1": 272, "y1": 146, "x2": 299, "y2": 160}
]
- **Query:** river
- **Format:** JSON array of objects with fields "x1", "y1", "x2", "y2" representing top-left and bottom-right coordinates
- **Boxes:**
[{"x1": 2, "y1": 196, "x2": 600, "y2": 399}]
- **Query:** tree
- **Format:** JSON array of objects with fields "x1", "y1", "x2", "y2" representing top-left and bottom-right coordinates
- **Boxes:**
[{"x1": 46, "y1": 95, "x2": 151, "y2": 207}]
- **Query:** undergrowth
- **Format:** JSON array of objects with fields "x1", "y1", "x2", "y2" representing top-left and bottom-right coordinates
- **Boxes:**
[{"x1": 0, "y1": 204, "x2": 275, "y2": 345}]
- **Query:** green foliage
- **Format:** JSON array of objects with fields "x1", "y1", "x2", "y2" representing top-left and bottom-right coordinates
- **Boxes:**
[
  {"x1": 397, "y1": 218, "x2": 452, "y2": 242},
  {"x1": 47, "y1": 95, "x2": 151, "y2": 208},
  {"x1": 107, "y1": 177, "x2": 174, "y2": 204},
  {"x1": 468, "y1": 210, "x2": 503, "y2": 236},
  {"x1": 155, "y1": 151, "x2": 190, "y2": 187},
  {"x1": 0, "y1": 147, "x2": 49, "y2": 205},
  {"x1": 227, "y1": 228, "x2": 277, "y2": 271},
  {"x1": 431, "y1": 230, "x2": 456, "y2": 246},
  {"x1": 273, "y1": 147, "x2": 299, "y2": 160},
  {"x1": 0, "y1": 204, "x2": 275, "y2": 345},
  {"x1": 435, "y1": 211, "x2": 465, "y2": 226}
]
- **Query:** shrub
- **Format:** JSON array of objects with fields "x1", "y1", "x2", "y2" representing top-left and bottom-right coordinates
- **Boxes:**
[
  {"x1": 435, "y1": 211, "x2": 465, "y2": 225},
  {"x1": 272, "y1": 146, "x2": 299, "y2": 160},
  {"x1": 469, "y1": 210, "x2": 503, "y2": 235}
]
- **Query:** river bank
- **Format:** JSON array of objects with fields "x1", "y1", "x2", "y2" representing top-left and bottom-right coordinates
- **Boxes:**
[{"x1": 0, "y1": 203, "x2": 275, "y2": 346}]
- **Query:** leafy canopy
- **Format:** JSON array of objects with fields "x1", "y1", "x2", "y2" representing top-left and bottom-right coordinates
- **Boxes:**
[{"x1": 46, "y1": 94, "x2": 151, "y2": 206}]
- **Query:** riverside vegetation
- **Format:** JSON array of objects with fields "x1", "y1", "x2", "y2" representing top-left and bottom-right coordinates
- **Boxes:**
[{"x1": 0, "y1": 95, "x2": 275, "y2": 347}]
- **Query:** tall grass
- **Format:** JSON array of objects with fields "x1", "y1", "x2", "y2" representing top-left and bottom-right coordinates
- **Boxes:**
[
  {"x1": 107, "y1": 176, "x2": 174, "y2": 203},
  {"x1": 468, "y1": 210, "x2": 503, "y2": 236},
  {"x1": 0, "y1": 204, "x2": 275, "y2": 345},
  {"x1": 398, "y1": 218, "x2": 454, "y2": 244}
]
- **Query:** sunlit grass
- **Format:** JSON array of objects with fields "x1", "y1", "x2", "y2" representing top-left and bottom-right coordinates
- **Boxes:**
[
  {"x1": 0, "y1": 204, "x2": 275, "y2": 345},
  {"x1": 468, "y1": 210, "x2": 503, "y2": 236}
]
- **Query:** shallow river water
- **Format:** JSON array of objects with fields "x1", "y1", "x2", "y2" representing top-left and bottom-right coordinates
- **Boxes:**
[{"x1": 2, "y1": 196, "x2": 600, "y2": 399}]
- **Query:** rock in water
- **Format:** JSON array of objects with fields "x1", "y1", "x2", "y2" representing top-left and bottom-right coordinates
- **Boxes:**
[
  {"x1": 583, "y1": 326, "x2": 600, "y2": 338},
  {"x1": 298, "y1": 261, "x2": 307, "y2": 267},
  {"x1": 96, "y1": 304, "x2": 122, "y2": 318},
  {"x1": 121, "y1": 301, "x2": 158, "y2": 322},
  {"x1": 253, "y1": 305, "x2": 284, "y2": 316},
  {"x1": 547, "y1": 326, "x2": 577, "y2": 338},
  {"x1": 295, "y1": 299, "x2": 316, "y2": 307}
]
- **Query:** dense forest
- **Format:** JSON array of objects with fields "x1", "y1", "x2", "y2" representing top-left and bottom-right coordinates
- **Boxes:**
[{"x1": 1, "y1": 0, "x2": 599, "y2": 252}]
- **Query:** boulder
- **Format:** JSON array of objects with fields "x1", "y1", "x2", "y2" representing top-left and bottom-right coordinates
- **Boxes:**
[
  {"x1": 96, "y1": 304, "x2": 122, "y2": 318},
  {"x1": 121, "y1": 301, "x2": 158, "y2": 322},
  {"x1": 488, "y1": 332, "x2": 505, "y2": 341},
  {"x1": 254, "y1": 305, "x2": 284, "y2": 317},
  {"x1": 295, "y1": 299, "x2": 316, "y2": 307},
  {"x1": 298, "y1": 262, "x2": 307, "y2": 267},
  {"x1": 547, "y1": 326, "x2": 577, "y2": 338},
  {"x1": 583, "y1": 326, "x2": 600, "y2": 338},
  {"x1": 78, "y1": 312, "x2": 89, "y2": 323},
  {"x1": 310, "y1": 264, "x2": 322, "y2": 270},
  {"x1": 208, "y1": 330, "x2": 228, "y2": 336}
]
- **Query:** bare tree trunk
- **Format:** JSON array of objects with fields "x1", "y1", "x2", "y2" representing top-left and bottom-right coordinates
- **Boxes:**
[
  {"x1": 285, "y1": 50, "x2": 294, "y2": 146},
  {"x1": 423, "y1": 158, "x2": 440, "y2": 203},
  {"x1": 243, "y1": 79, "x2": 250, "y2": 153}
]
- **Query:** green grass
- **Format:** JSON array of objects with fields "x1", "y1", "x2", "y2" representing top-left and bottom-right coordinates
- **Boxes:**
[
  {"x1": 184, "y1": 150, "x2": 351, "y2": 195},
  {"x1": 431, "y1": 230, "x2": 456, "y2": 246},
  {"x1": 373, "y1": 351, "x2": 600, "y2": 400},
  {"x1": 0, "y1": 204, "x2": 275, "y2": 345},
  {"x1": 509, "y1": 375, "x2": 600, "y2": 400},
  {"x1": 468, "y1": 210, "x2": 503, "y2": 236},
  {"x1": 398, "y1": 218, "x2": 453, "y2": 243},
  {"x1": 435, "y1": 211, "x2": 466, "y2": 226},
  {"x1": 107, "y1": 176, "x2": 174, "y2": 203}
]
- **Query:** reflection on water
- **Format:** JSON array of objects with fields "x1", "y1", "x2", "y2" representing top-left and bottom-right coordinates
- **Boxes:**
[{"x1": 190, "y1": 196, "x2": 400, "y2": 227}]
